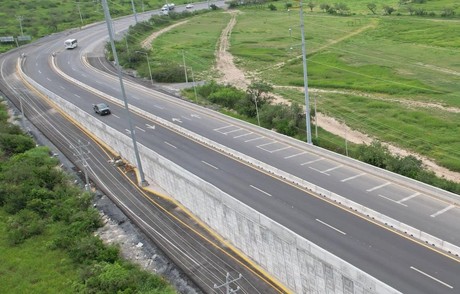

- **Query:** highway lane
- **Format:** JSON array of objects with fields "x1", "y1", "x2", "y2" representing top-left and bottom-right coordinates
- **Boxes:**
[
  {"x1": 9, "y1": 9, "x2": 460, "y2": 294},
  {"x1": 45, "y1": 22, "x2": 460, "y2": 249},
  {"x1": 0, "y1": 48, "x2": 284, "y2": 294}
]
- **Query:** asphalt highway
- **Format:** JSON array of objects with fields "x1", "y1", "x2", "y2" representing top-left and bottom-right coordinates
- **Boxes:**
[{"x1": 2, "y1": 5, "x2": 460, "y2": 294}]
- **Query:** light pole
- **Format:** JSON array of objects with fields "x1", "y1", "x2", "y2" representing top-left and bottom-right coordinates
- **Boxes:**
[
  {"x1": 130, "y1": 0, "x2": 138, "y2": 23},
  {"x1": 76, "y1": 2, "x2": 84, "y2": 27},
  {"x1": 299, "y1": 1, "x2": 312, "y2": 144},
  {"x1": 135, "y1": 51, "x2": 153, "y2": 86},
  {"x1": 102, "y1": 0, "x2": 148, "y2": 186},
  {"x1": 254, "y1": 97, "x2": 260, "y2": 126},
  {"x1": 17, "y1": 16, "x2": 24, "y2": 36}
]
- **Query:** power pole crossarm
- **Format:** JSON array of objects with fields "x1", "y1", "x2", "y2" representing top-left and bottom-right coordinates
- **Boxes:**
[{"x1": 213, "y1": 273, "x2": 242, "y2": 294}]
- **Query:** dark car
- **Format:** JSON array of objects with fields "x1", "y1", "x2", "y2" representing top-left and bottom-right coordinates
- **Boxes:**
[{"x1": 93, "y1": 103, "x2": 111, "y2": 115}]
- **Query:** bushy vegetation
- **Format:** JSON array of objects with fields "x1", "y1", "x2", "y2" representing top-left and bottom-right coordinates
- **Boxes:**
[{"x1": 0, "y1": 102, "x2": 175, "y2": 292}]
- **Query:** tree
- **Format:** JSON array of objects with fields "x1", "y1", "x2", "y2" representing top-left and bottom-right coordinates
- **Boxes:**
[
  {"x1": 320, "y1": 3, "x2": 330, "y2": 12},
  {"x1": 367, "y1": 3, "x2": 377, "y2": 14},
  {"x1": 307, "y1": 1, "x2": 316, "y2": 12},
  {"x1": 334, "y1": 3, "x2": 350, "y2": 15},
  {"x1": 383, "y1": 5, "x2": 395, "y2": 15},
  {"x1": 268, "y1": 3, "x2": 277, "y2": 11}
]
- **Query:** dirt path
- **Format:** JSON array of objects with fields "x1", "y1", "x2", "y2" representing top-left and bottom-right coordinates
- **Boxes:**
[
  {"x1": 260, "y1": 21, "x2": 378, "y2": 73},
  {"x1": 215, "y1": 11, "x2": 251, "y2": 89},
  {"x1": 213, "y1": 13, "x2": 460, "y2": 183},
  {"x1": 140, "y1": 20, "x2": 189, "y2": 50}
]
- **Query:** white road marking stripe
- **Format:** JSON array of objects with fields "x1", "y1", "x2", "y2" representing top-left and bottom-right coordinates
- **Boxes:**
[
  {"x1": 341, "y1": 172, "x2": 366, "y2": 182},
  {"x1": 135, "y1": 126, "x2": 145, "y2": 132},
  {"x1": 180, "y1": 115, "x2": 192, "y2": 121},
  {"x1": 397, "y1": 192, "x2": 421, "y2": 204},
  {"x1": 46, "y1": 77, "x2": 52, "y2": 81},
  {"x1": 284, "y1": 151, "x2": 306, "y2": 159},
  {"x1": 366, "y1": 182, "x2": 391, "y2": 192},
  {"x1": 309, "y1": 166, "x2": 330, "y2": 176},
  {"x1": 38, "y1": 70, "x2": 42, "y2": 74},
  {"x1": 95, "y1": 81, "x2": 103, "y2": 84},
  {"x1": 250, "y1": 185, "x2": 272, "y2": 197},
  {"x1": 269, "y1": 146, "x2": 291, "y2": 153},
  {"x1": 244, "y1": 136, "x2": 264, "y2": 142},
  {"x1": 301, "y1": 158, "x2": 324, "y2": 165},
  {"x1": 257, "y1": 141, "x2": 277, "y2": 148},
  {"x1": 430, "y1": 205, "x2": 455, "y2": 218},
  {"x1": 316, "y1": 219, "x2": 346, "y2": 235},
  {"x1": 112, "y1": 114, "x2": 120, "y2": 118},
  {"x1": 60, "y1": 86, "x2": 65, "y2": 90},
  {"x1": 201, "y1": 161, "x2": 218, "y2": 170},
  {"x1": 378, "y1": 194, "x2": 408, "y2": 207},
  {"x1": 74, "y1": 94, "x2": 80, "y2": 98},
  {"x1": 164, "y1": 141, "x2": 177, "y2": 149},
  {"x1": 153, "y1": 105, "x2": 164, "y2": 109},
  {"x1": 410, "y1": 266, "x2": 453, "y2": 289},
  {"x1": 322, "y1": 164, "x2": 343, "y2": 173},
  {"x1": 214, "y1": 125, "x2": 233, "y2": 131},
  {"x1": 233, "y1": 132, "x2": 253, "y2": 138},
  {"x1": 223, "y1": 128, "x2": 242, "y2": 135}
]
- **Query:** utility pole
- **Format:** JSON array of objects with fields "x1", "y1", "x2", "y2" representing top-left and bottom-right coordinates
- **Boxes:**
[
  {"x1": 71, "y1": 140, "x2": 91, "y2": 191},
  {"x1": 182, "y1": 50, "x2": 188, "y2": 84},
  {"x1": 17, "y1": 16, "x2": 24, "y2": 36},
  {"x1": 135, "y1": 51, "x2": 153, "y2": 86},
  {"x1": 214, "y1": 273, "x2": 242, "y2": 294},
  {"x1": 76, "y1": 2, "x2": 84, "y2": 27},
  {"x1": 130, "y1": 0, "x2": 138, "y2": 23},
  {"x1": 299, "y1": 1, "x2": 312, "y2": 144},
  {"x1": 191, "y1": 67, "x2": 197, "y2": 102},
  {"x1": 101, "y1": 0, "x2": 148, "y2": 187}
]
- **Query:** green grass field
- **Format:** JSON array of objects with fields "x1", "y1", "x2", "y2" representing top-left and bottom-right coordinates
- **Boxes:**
[
  {"x1": 150, "y1": 12, "x2": 232, "y2": 75},
  {"x1": 147, "y1": 4, "x2": 460, "y2": 172},
  {"x1": 0, "y1": 210, "x2": 80, "y2": 293}
]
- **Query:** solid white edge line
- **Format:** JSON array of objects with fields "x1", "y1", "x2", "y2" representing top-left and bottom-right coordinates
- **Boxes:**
[
  {"x1": 397, "y1": 192, "x2": 421, "y2": 204},
  {"x1": 410, "y1": 266, "x2": 453, "y2": 289},
  {"x1": 316, "y1": 219, "x2": 346, "y2": 235}
]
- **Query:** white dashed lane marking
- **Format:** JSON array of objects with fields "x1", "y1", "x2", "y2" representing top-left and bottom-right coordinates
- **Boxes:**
[
  {"x1": 341, "y1": 172, "x2": 366, "y2": 182},
  {"x1": 316, "y1": 219, "x2": 346, "y2": 235},
  {"x1": 244, "y1": 136, "x2": 264, "y2": 143},
  {"x1": 366, "y1": 182, "x2": 391, "y2": 192},
  {"x1": 233, "y1": 132, "x2": 253, "y2": 138},
  {"x1": 284, "y1": 151, "x2": 306, "y2": 159},
  {"x1": 201, "y1": 161, "x2": 218, "y2": 170},
  {"x1": 301, "y1": 158, "x2": 324, "y2": 166},
  {"x1": 250, "y1": 185, "x2": 272, "y2": 197},
  {"x1": 410, "y1": 266, "x2": 453, "y2": 289},
  {"x1": 397, "y1": 192, "x2": 420, "y2": 204},
  {"x1": 430, "y1": 205, "x2": 455, "y2": 218}
]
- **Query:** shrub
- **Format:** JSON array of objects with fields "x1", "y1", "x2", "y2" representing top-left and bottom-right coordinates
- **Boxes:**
[{"x1": 6, "y1": 209, "x2": 45, "y2": 245}]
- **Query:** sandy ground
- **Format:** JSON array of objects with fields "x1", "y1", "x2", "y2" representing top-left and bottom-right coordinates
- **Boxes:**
[{"x1": 141, "y1": 20, "x2": 189, "y2": 50}]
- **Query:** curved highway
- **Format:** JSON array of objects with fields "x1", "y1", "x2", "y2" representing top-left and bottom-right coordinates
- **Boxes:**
[{"x1": 2, "y1": 5, "x2": 460, "y2": 294}]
